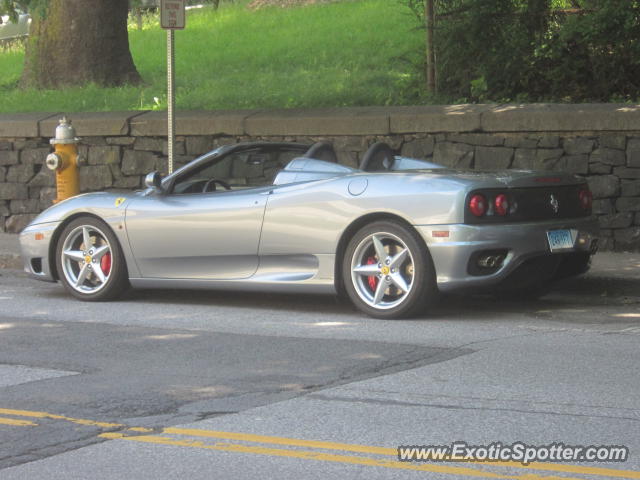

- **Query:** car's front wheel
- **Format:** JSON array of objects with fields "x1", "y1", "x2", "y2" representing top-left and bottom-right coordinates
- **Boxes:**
[
  {"x1": 342, "y1": 220, "x2": 437, "y2": 319},
  {"x1": 55, "y1": 217, "x2": 129, "y2": 301}
]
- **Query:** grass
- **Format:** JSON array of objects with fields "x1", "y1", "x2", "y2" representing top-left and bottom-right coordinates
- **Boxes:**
[{"x1": 0, "y1": 0, "x2": 425, "y2": 113}]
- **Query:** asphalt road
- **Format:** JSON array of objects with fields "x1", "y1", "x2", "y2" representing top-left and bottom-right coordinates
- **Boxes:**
[{"x1": 0, "y1": 252, "x2": 639, "y2": 480}]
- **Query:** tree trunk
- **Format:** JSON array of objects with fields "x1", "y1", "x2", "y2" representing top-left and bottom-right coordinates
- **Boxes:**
[
  {"x1": 21, "y1": 0, "x2": 141, "y2": 88},
  {"x1": 424, "y1": 0, "x2": 436, "y2": 94}
]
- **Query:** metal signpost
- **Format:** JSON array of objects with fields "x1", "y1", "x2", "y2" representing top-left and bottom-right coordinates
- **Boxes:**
[{"x1": 160, "y1": 0, "x2": 186, "y2": 174}]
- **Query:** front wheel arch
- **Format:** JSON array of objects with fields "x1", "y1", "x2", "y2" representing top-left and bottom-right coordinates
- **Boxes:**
[{"x1": 49, "y1": 213, "x2": 121, "y2": 282}]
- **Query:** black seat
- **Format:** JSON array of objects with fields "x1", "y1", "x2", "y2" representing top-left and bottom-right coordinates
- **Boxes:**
[
  {"x1": 304, "y1": 142, "x2": 338, "y2": 163},
  {"x1": 359, "y1": 142, "x2": 396, "y2": 172}
]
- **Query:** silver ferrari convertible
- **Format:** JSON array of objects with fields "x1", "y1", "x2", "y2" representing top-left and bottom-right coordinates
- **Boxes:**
[{"x1": 20, "y1": 141, "x2": 599, "y2": 318}]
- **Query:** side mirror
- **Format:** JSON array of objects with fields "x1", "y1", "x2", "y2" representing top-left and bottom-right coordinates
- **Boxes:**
[{"x1": 144, "y1": 171, "x2": 164, "y2": 193}]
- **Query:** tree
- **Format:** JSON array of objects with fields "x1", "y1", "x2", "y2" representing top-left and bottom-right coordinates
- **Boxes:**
[
  {"x1": 424, "y1": 0, "x2": 436, "y2": 94},
  {"x1": 1, "y1": 0, "x2": 141, "y2": 88}
]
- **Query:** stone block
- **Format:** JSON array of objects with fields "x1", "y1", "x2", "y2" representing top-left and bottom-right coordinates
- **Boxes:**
[
  {"x1": 0, "y1": 151, "x2": 19, "y2": 166},
  {"x1": 107, "y1": 137, "x2": 136, "y2": 146},
  {"x1": 0, "y1": 112, "x2": 57, "y2": 137},
  {"x1": 535, "y1": 149, "x2": 565, "y2": 170},
  {"x1": 538, "y1": 135, "x2": 560, "y2": 148},
  {"x1": 79, "y1": 165, "x2": 113, "y2": 192},
  {"x1": 590, "y1": 148, "x2": 625, "y2": 166},
  {"x1": 588, "y1": 163, "x2": 612, "y2": 174},
  {"x1": 592, "y1": 199, "x2": 614, "y2": 215},
  {"x1": 513, "y1": 149, "x2": 537, "y2": 169},
  {"x1": 447, "y1": 133, "x2": 504, "y2": 147},
  {"x1": 40, "y1": 111, "x2": 140, "y2": 137},
  {"x1": 482, "y1": 104, "x2": 640, "y2": 132},
  {"x1": 88, "y1": 146, "x2": 121, "y2": 166},
  {"x1": 598, "y1": 212, "x2": 634, "y2": 229},
  {"x1": 113, "y1": 175, "x2": 141, "y2": 189},
  {"x1": 248, "y1": 107, "x2": 389, "y2": 136},
  {"x1": 563, "y1": 137, "x2": 595, "y2": 155},
  {"x1": 561, "y1": 155, "x2": 589, "y2": 174},
  {"x1": 600, "y1": 134, "x2": 626, "y2": 150},
  {"x1": 615, "y1": 197, "x2": 640, "y2": 212},
  {"x1": 588, "y1": 175, "x2": 620, "y2": 199},
  {"x1": 627, "y1": 138, "x2": 640, "y2": 167},
  {"x1": 614, "y1": 227, "x2": 640, "y2": 251},
  {"x1": 5, "y1": 214, "x2": 37, "y2": 233},
  {"x1": 401, "y1": 137, "x2": 435, "y2": 158},
  {"x1": 433, "y1": 142, "x2": 474, "y2": 168},
  {"x1": 13, "y1": 139, "x2": 45, "y2": 150},
  {"x1": 613, "y1": 167, "x2": 640, "y2": 179},
  {"x1": 82, "y1": 137, "x2": 107, "y2": 146},
  {"x1": 28, "y1": 171, "x2": 55, "y2": 187},
  {"x1": 504, "y1": 137, "x2": 537, "y2": 149},
  {"x1": 20, "y1": 148, "x2": 50, "y2": 165},
  {"x1": 184, "y1": 136, "x2": 212, "y2": 156},
  {"x1": 6, "y1": 164, "x2": 36, "y2": 183},
  {"x1": 9, "y1": 199, "x2": 39, "y2": 215},
  {"x1": 121, "y1": 150, "x2": 158, "y2": 176},
  {"x1": 38, "y1": 188, "x2": 56, "y2": 210},
  {"x1": 621, "y1": 180, "x2": 640, "y2": 197},
  {"x1": 330, "y1": 136, "x2": 368, "y2": 152},
  {"x1": 475, "y1": 146, "x2": 513, "y2": 170},
  {"x1": 390, "y1": 105, "x2": 486, "y2": 134},
  {"x1": 134, "y1": 137, "x2": 165, "y2": 152},
  {"x1": 131, "y1": 110, "x2": 252, "y2": 136}
]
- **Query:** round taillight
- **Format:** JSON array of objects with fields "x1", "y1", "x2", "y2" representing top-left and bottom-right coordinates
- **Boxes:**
[
  {"x1": 469, "y1": 194, "x2": 487, "y2": 217},
  {"x1": 579, "y1": 189, "x2": 592, "y2": 210},
  {"x1": 494, "y1": 194, "x2": 509, "y2": 216}
]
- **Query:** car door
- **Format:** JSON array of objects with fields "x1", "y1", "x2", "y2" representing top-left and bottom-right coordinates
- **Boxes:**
[
  {"x1": 125, "y1": 189, "x2": 269, "y2": 280},
  {"x1": 124, "y1": 148, "x2": 279, "y2": 280}
]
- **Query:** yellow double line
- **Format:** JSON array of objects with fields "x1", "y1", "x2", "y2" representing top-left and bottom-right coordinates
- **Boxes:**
[{"x1": 2, "y1": 407, "x2": 639, "y2": 480}]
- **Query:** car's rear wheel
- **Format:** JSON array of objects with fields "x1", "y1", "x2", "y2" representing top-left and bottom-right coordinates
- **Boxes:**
[
  {"x1": 55, "y1": 217, "x2": 129, "y2": 301},
  {"x1": 342, "y1": 220, "x2": 437, "y2": 319}
]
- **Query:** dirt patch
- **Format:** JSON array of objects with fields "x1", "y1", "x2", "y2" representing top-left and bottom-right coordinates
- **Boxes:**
[{"x1": 247, "y1": 0, "x2": 341, "y2": 9}]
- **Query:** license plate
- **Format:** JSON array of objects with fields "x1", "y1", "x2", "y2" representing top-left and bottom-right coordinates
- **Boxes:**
[{"x1": 547, "y1": 229, "x2": 574, "y2": 252}]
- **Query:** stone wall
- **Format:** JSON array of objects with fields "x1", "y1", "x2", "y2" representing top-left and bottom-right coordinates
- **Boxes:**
[{"x1": 0, "y1": 105, "x2": 639, "y2": 250}]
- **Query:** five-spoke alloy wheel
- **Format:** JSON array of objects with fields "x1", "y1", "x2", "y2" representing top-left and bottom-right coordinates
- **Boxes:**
[
  {"x1": 56, "y1": 217, "x2": 129, "y2": 301},
  {"x1": 342, "y1": 220, "x2": 437, "y2": 319}
]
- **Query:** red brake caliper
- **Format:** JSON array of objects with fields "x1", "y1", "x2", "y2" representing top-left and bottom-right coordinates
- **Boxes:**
[
  {"x1": 366, "y1": 256, "x2": 378, "y2": 291},
  {"x1": 100, "y1": 253, "x2": 112, "y2": 275}
]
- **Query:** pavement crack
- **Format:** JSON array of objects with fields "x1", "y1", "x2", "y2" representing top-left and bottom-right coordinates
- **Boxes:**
[{"x1": 305, "y1": 393, "x2": 640, "y2": 423}]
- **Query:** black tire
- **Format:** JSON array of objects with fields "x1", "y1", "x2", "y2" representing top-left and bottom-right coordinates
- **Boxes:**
[
  {"x1": 55, "y1": 216, "x2": 129, "y2": 301},
  {"x1": 341, "y1": 220, "x2": 437, "y2": 319}
]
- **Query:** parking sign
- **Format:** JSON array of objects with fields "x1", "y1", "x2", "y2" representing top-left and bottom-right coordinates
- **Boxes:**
[{"x1": 161, "y1": 0, "x2": 186, "y2": 30}]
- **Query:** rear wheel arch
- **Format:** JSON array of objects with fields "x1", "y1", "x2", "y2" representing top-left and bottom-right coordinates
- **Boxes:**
[{"x1": 334, "y1": 213, "x2": 432, "y2": 296}]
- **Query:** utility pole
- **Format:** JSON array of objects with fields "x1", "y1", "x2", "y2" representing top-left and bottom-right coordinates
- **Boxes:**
[{"x1": 160, "y1": 0, "x2": 186, "y2": 175}]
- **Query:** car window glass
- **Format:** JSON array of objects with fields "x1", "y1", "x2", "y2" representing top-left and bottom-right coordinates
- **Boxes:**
[{"x1": 171, "y1": 147, "x2": 304, "y2": 194}]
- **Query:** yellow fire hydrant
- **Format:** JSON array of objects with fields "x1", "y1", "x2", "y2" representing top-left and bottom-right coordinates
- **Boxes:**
[{"x1": 45, "y1": 117, "x2": 85, "y2": 203}]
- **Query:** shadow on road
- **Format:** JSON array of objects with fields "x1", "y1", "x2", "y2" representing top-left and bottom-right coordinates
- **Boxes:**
[{"x1": 111, "y1": 272, "x2": 640, "y2": 320}]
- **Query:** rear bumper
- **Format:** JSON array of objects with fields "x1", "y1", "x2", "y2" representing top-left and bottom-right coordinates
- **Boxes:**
[
  {"x1": 19, "y1": 222, "x2": 60, "y2": 282},
  {"x1": 417, "y1": 217, "x2": 599, "y2": 292}
]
